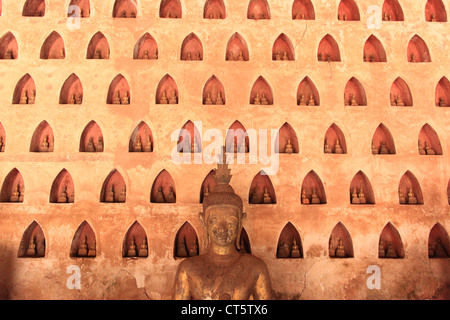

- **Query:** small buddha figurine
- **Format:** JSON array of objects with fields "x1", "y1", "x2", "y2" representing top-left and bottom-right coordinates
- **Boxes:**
[
  {"x1": 160, "y1": 91, "x2": 168, "y2": 104},
  {"x1": 326, "y1": 54, "x2": 331, "y2": 62},
  {"x1": 166, "y1": 185, "x2": 176, "y2": 203},
  {"x1": 27, "y1": 237, "x2": 37, "y2": 256},
  {"x1": 358, "y1": 188, "x2": 366, "y2": 204},
  {"x1": 385, "y1": 242, "x2": 397, "y2": 258},
  {"x1": 372, "y1": 141, "x2": 378, "y2": 154},
  {"x1": 336, "y1": 239, "x2": 345, "y2": 257},
  {"x1": 19, "y1": 91, "x2": 28, "y2": 104},
  {"x1": 105, "y1": 185, "x2": 115, "y2": 203},
  {"x1": 379, "y1": 141, "x2": 389, "y2": 154},
  {"x1": 203, "y1": 186, "x2": 210, "y2": 199},
  {"x1": 318, "y1": 52, "x2": 323, "y2": 61},
  {"x1": 301, "y1": 188, "x2": 310, "y2": 205},
  {"x1": 77, "y1": 236, "x2": 88, "y2": 257},
  {"x1": 189, "y1": 243, "x2": 198, "y2": 257},
  {"x1": 350, "y1": 93, "x2": 358, "y2": 106},
  {"x1": 238, "y1": 51, "x2": 244, "y2": 61},
  {"x1": 344, "y1": 92, "x2": 349, "y2": 106},
  {"x1": 410, "y1": 53, "x2": 416, "y2": 63},
  {"x1": 329, "y1": 239, "x2": 336, "y2": 257},
  {"x1": 154, "y1": 186, "x2": 165, "y2": 203},
  {"x1": 282, "y1": 52, "x2": 289, "y2": 61},
  {"x1": 118, "y1": 187, "x2": 126, "y2": 203},
  {"x1": 390, "y1": 93, "x2": 397, "y2": 106},
  {"x1": 93, "y1": 49, "x2": 101, "y2": 59},
  {"x1": 204, "y1": 92, "x2": 213, "y2": 105},
  {"x1": 86, "y1": 137, "x2": 95, "y2": 152},
  {"x1": 418, "y1": 140, "x2": 426, "y2": 155},
  {"x1": 186, "y1": 52, "x2": 192, "y2": 61},
  {"x1": 120, "y1": 91, "x2": 130, "y2": 105},
  {"x1": 10, "y1": 184, "x2": 20, "y2": 202},
  {"x1": 398, "y1": 189, "x2": 406, "y2": 204},
  {"x1": 277, "y1": 242, "x2": 290, "y2": 258},
  {"x1": 0, "y1": 136, "x2": 5, "y2": 152},
  {"x1": 424, "y1": 141, "x2": 436, "y2": 155},
  {"x1": 36, "y1": 238, "x2": 45, "y2": 257},
  {"x1": 69, "y1": 94, "x2": 76, "y2": 104},
  {"x1": 311, "y1": 189, "x2": 321, "y2": 204},
  {"x1": 111, "y1": 92, "x2": 120, "y2": 105},
  {"x1": 324, "y1": 138, "x2": 332, "y2": 154},
  {"x1": 250, "y1": 189, "x2": 260, "y2": 204},
  {"x1": 58, "y1": 186, "x2": 68, "y2": 203},
  {"x1": 396, "y1": 94, "x2": 405, "y2": 106},
  {"x1": 284, "y1": 139, "x2": 293, "y2": 154},
  {"x1": 195, "y1": 52, "x2": 201, "y2": 61},
  {"x1": 253, "y1": 93, "x2": 261, "y2": 105},
  {"x1": 227, "y1": 51, "x2": 234, "y2": 61},
  {"x1": 308, "y1": 94, "x2": 316, "y2": 106},
  {"x1": 134, "y1": 135, "x2": 142, "y2": 152},
  {"x1": 96, "y1": 137, "x2": 104, "y2": 152},
  {"x1": 438, "y1": 97, "x2": 446, "y2": 107},
  {"x1": 334, "y1": 139, "x2": 343, "y2": 154},
  {"x1": 274, "y1": 51, "x2": 282, "y2": 61},
  {"x1": 407, "y1": 188, "x2": 418, "y2": 204},
  {"x1": 378, "y1": 240, "x2": 385, "y2": 258},
  {"x1": 177, "y1": 238, "x2": 188, "y2": 257},
  {"x1": 260, "y1": 93, "x2": 269, "y2": 105},
  {"x1": 40, "y1": 136, "x2": 49, "y2": 152},
  {"x1": 299, "y1": 94, "x2": 307, "y2": 106},
  {"x1": 4, "y1": 50, "x2": 12, "y2": 59},
  {"x1": 169, "y1": 91, "x2": 177, "y2": 104},
  {"x1": 263, "y1": 187, "x2": 272, "y2": 204},
  {"x1": 18, "y1": 185, "x2": 24, "y2": 202},
  {"x1": 127, "y1": 238, "x2": 137, "y2": 257},
  {"x1": 75, "y1": 94, "x2": 82, "y2": 105},
  {"x1": 216, "y1": 92, "x2": 224, "y2": 105},
  {"x1": 139, "y1": 239, "x2": 148, "y2": 257},
  {"x1": 290, "y1": 239, "x2": 301, "y2": 258},
  {"x1": 143, "y1": 50, "x2": 149, "y2": 59},
  {"x1": 369, "y1": 54, "x2": 375, "y2": 63},
  {"x1": 351, "y1": 188, "x2": 360, "y2": 204},
  {"x1": 143, "y1": 135, "x2": 152, "y2": 152},
  {"x1": 239, "y1": 238, "x2": 246, "y2": 254},
  {"x1": 152, "y1": 50, "x2": 158, "y2": 60}
]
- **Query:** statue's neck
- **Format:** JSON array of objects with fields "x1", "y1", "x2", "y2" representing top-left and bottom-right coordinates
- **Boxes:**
[{"x1": 207, "y1": 244, "x2": 239, "y2": 258}]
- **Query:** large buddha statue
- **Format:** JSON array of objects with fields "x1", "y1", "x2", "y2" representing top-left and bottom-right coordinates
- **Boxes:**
[{"x1": 173, "y1": 147, "x2": 272, "y2": 300}]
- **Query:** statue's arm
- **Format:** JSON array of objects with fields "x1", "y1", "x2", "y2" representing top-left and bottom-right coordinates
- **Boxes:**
[
  {"x1": 253, "y1": 262, "x2": 273, "y2": 300},
  {"x1": 173, "y1": 263, "x2": 191, "y2": 300}
]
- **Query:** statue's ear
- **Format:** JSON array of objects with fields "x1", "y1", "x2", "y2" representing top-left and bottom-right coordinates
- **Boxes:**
[
  {"x1": 242, "y1": 212, "x2": 247, "y2": 222},
  {"x1": 198, "y1": 212, "x2": 206, "y2": 227}
]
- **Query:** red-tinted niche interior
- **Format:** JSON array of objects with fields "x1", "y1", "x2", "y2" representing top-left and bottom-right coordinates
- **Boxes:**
[
  {"x1": 79, "y1": 121, "x2": 104, "y2": 152},
  {"x1": 436, "y1": 77, "x2": 450, "y2": 107},
  {"x1": 226, "y1": 33, "x2": 249, "y2": 61},
  {"x1": 200, "y1": 170, "x2": 216, "y2": 203},
  {"x1": 382, "y1": 0, "x2": 404, "y2": 21},
  {"x1": 151, "y1": 169, "x2": 176, "y2": 203},
  {"x1": 123, "y1": 221, "x2": 148, "y2": 258},
  {"x1": 379, "y1": 223, "x2": 405, "y2": 258},
  {"x1": 329, "y1": 222, "x2": 354, "y2": 258},
  {"x1": 317, "y1": 35, "x2": 341, "y2": 62},
  {"x1": 134, "y1": 33, "x2": 158, "y2": 59},
  {"x1": 297, "y1": 76, "x2": 320, "y2": 106},
  {"x1": 129, "y1": 121, "x2": 153, "y2": 152},
  {"x1": 250, "y1": 76, "x2": 273, "y2": 105},
  {"x1": 372, "y1": 124, "x2": 396, "y2": 155},
  {"x1": 324, "y1": 123, "x2": 347, "y2": 154},
  {"x1": 398, "y1": 171, "x2": 424, "y2": 205},
  {"x1": 174, "y1": 222, "x2": 199, "y2": 258},
  {"x1": 50, "y1": 169, "x2": 75, "y2": 203},
  {"x1": 407, "y1": 35, "x2": 431, "y2": 62},
  {"x1": 13, "y1": 74, "x2": 36, "y2": 104},
  {"x1": 292, "y1": 0, "x2": 315, "y2": 20},
  {"x1": 0, "y1": 122, "x2": 5, "y2": 152},
  {"x1": 160, "y1": 0, "x2": 182, "y2": 18},
  {"x1": 100, "y1": 170, "x2": 126, "y2": 203},
  {"x1": 156, "y1": 74, "x2": 178, "y2": 104},
  {"x1": 237, "y1": 228, "x2": 251, "y2": 254},
  {"x1": 30, "y1": 121, "x2": 54, "y2": 152},
  {"x1": 40, "y1": 32, "x2": 65, "y2": 59},
  {"x1": 390, "y1": 77, "x2": 413, "y2": 106},
  {"x1": 180, "y1": 33, "x2": 203, "y2": 61},
  {"x1": 113, "y1": 0, "x2": 137, "y2": 18},
  {"x1": 107, "y1": 74, "x2": 131, "y2": 104},
  {"x1": 22, "y1": 0, "x2": 45, "y2": 17},
  {"x1": 349, "y1": 171, "x2": 375, "y2": 204},
  {"x1": 301, "y1": 171, "x2": 327, "y2": 205},
  {"x1": 70, "y1": 221, "x2": 96, "y2": 257},
  {"x1": 18, "y1": 221, "x2": 45, "y2": 258},
  {"x1": 337, "y1": 0, "x2": 360, "y2": 21},
  {"x1": 247, "y1": 0, "x2": 271, "y2": 20},
  {"x1": 68, "y1": 0, "x2": 91, "y2": 18},
  {"x1": 275, "y1": 122, "x2": 299, "y2": 154},
  {"x1": 248, "y1": 171, "x2": 276, "y2": 204},
  {"x1": 204, "y1": 0, "x2": 226, "y2": 19},
  {"x1": 60, "y1": 74, "x2": 83, "y2": 104},
  {"x1": 203, "y1": 75, "x2": 226, "y2": 105},
  {"x1": 364, "y1": 35, "x2": 387, "y2": 62},
  {"x1": 425, "y1": 0, "x2": 447, "y2": 22},
  {"x1": 1, "y1": 168, "x2": 24, "y2": 203},
  {"x1": 272, "y1": 34, "x2": 295, "y2": 61},
  {"x1": 418, "y1": 124, "x2": 442, "y2": 155},
  {"x1": 177, "y1": 120, "x2": 202, "y2": 153},
  {"x1": 277, "y1": 222, "x2": 303, "y2": 258},
  {"x1": 226, "y1": 121, "x2": 249, "y2": 153},
  {"x1": 344, "y1": 77, "x2": 367, "y2": 106},
  {"x1": 0, "y1": 32, "x2": 18, "y2": 59},
  {"x1": 86, "y1": 32, "x2": 110, "y2": 59},
  {"x1": 428, "y1": 223, "x2": 450, "y2": 258}
]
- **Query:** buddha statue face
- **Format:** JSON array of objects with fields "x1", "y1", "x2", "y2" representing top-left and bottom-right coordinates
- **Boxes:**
[{"x1": 201, "y1": 205, "x2": 243, "y2": 249}]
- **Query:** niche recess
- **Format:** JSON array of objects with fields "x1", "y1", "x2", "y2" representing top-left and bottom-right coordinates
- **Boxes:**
[
  {"x1": 364, "y1": 35, "x2": 387, "y2": 62},
  {"x1": 50, "y1": 169, "x2": 74, "y2": 203},
  {"x1": 68, "y1": 0, "x2": 90, "y2": 18},
  {"x1": 301, "y1": 171, "x2": 326, "y2": 205},
  {"x1": 237, "y1": 228, "x2": 251, "y2": 254},
  {"x1": 0, "y1": 168, "x2": 24, "y2": 203},
  {"x1": 382, "y1": 0, "x2": 404, "y2": 21},
  {"x1": 329, "y1": 222, "x2": 354, "y2": 258},
  {"x1": 349, "y1": 171, "x2": 375, "y2": 205},
  {"x1": 297, "y1": 77, "x2": 320, "y2": 106},
  {"x1": 407, "y1": 35, "x2": 431, "y2": 63},
  {"x1": 177, "y1": 120, "x2": 202, "y2": 153},
  {"x1": 70, "y1": 221, "x2": 96, "y2": 258},
  {"x1": 379, "y1": 223, "x2": 405, "y2": 258},
  {"x1": 274, "y1": 122, "x2": 299, "y2": 154},
  {"x1": 317, "y1": 35, "x2": 341, "y2": 62},
  {"x1": 60, "y1": 74, "x2": 83, "y2": 104},
  {"x1": 398, "y1": 171, "x2": 424, "y2": 205},
  {"x1": 79, "y1": 121, "x2": 104, "y2": 152},
  {"x1": 390, "y1": 77, "x2": 413, "y2": 106},
  {"x1": 372, "y1": 123, "x2": 396, "y2": 155},
  {"x1": 226, "y1": 120, "x2": 249, "y2": 154},
  {"x1": 226, "y1": 33, "x2": 249, "y2": 61},
  {"x1": 156, "y1": 74, "x2": 178, "y2": 104},
  {"x1": 86, "y1": 32, "x2": 110, "y2": 59},
  {"x1": 13, "y1": 74, "x2": 36, "y2": 105},
  {"x1": 429, "y1": 223, "x2": 450, "y2": 258},
  {"x1": 276, "y1": 222, "x2": 303, "y2": 259},
  {"x1": 200, "y1": 170, "x2": 216, "y2": 203},
  {"x1": 418, "y1": 124, "x2": 442, "y2": 155},
  {"x1": 174, "y1": 222, "x2": 199, "y2": 258},
  {"x1": 180, "y1": 33, "x2": 203, "y2": 61},
  {"x1": 249, "y1": 171, "x2": 276, "y2": 204},
  {"x1": 18, "y1": 221, "x2": 45, "y2": 258},
  {"x1": 107, "y1": 74, "x2": 130, "y2": 104},
  {"x1": 204, "y1": 0, "x2": 226, "y2": 19},
  {"x1": 292, "y1": 0, "x2": 315, "y2": 20},
  {"x1": 151, "y1": 169, "x2": 176, "y2": 203},
  {"x1": 324, "y1": 123, "x2": 347, "y2": 154},
  {"x1": 247, "y1": 0, "x2": 271, "y2": 20},
  {"x1": 436, "y1": 77, "x2": 450, "y2": 107},
  {"x1": 100, "y1": 170, "x2": 126, "y2": 203},
  {"x1": 272, "y1": 34, "x2": 295, "y2": 61},
  {"x1": 113, "y1": 0, "x2": 137, "y2": 18},
  {"x1": 344, "y1": 77, "x2": 367, "y2": 106},
  {"x1": 0, "y1": 122, "x2": 5, "y2": 152},
  {"x1": 448, "y1": 180, "x2": 450, "y2": 205},
  {"x1": 40, "y1": 32, "x2": 65, "y2": 59},
  {"x1": 425, "y1": 0, "x2": 447, "y2": 22},
  {"x1": 22, "y1": 0, "x2": 45, "y2": 17},
  {"x1": 123, "y1": 221, "x2": 148, "y2": 258},
  {"x1": 337, "y1": 0, "x2": 360, "y2": 21},
  {"x1": 133, "y1": 33, "x2": 158, "y2": 60},
  {"x1": 129, "y1": 121, "x2": 153, "y2": 152},
  {"x1": 160, "y1": 0, "x2": 182, "y2": 18},
  {"x1": 0, "y1": 32, "x2": 18, "y2": 59},
  {"x1": 250, "y1": 76, "x2": 273, "y2": 105},
  {"x1": 30, "y1": 121, "x2": 54, "y2": 152},
  {"x1": 203, "y1": 75, "x2": 225, "y2": 105}
]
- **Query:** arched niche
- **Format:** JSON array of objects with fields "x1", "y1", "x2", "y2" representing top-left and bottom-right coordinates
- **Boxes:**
[
  {"x1": 160, "y1": 0, "x2": 182, "y2": 18},
  {"x1": 13, "y1": 74, "x2": 36, "y2": 105},
  {"x1": 382, "y1": 0, "x2": 404, "y2": 21},
  {"x1": 390, "y1": 77, "x2": 413, "y2": 106},
  {"x1": 79, "y1": 120, "x2": 104, "y2": 152},
  {"x1": 237, "y1": 228, "x2": 251, "y2": 254},
  {"x1": 100, "y1": 169, "x2": 126, "y2": 203},
  {"x1": 40, "y1": 32, "x2": 65, "y2": 59},
  {"x1": 86, "y1": 32, "x2": 110, "y2": 59},
  {"x1": 407, "y1": 35, "x2": 431, "y2": 62},
  {"x1": 272, "y1": 34, "x2": 295, "y2": 61},
  {"x1": 349, "y1": 171, "x2": 375, "y2": 205},
  {"x1": 274, "y1": 122, "x2": 299, "y2": 154},
  {"x1": 203, "y1": 75, "x2": 225, "y2": 105},
  {"x1": 150, "y1": 169, "x2": 176, "y2": 203},
  {"x1": 324, "y1": 123, "x2": 347, "y2": 154},
  {"x1": 250, "y1": 76, "x2": 273, "y2": 105},
  {"x1": 129, "y1": 121, "x2": 153, "y2": 152},
  {"x1": 226, "y1": 120, "x2": 249, "y2": 153},
  {"x1": 398, "y1": 171, "x2": 424, "y2": 205},
  {"x1": 0, "y1": 168, "x2": 24, "y2": 203},
  {"x1": 425, "y1": 0, "x2": 447, "y2": 22},
  {"x1": 155, "y1": 74, "x2": 178, "y2": 104},
  {"x1": 113, "y1": 0, "x2": 137, "y2": 18},
  {"x1": 70, "y1": 221, "x2": 96, "y2": 257},
  {"x1": 30, "y1": 120, "x2": 54, "y2": 152},
  {"x1": 68, "y1": 0, "x2": 91, "y2": 18},
  {"x1": 297, "y1": 76, "x2": 320, "y2": 106},
  {"x1": 133, "y1": 33, "x2": 158, "y2": 60},
  {"x1": 22, "y1": 0, "x2": 45, "y2": 17},
  {"x1": 18, "y1": 221, "x2": 45, "y2": 258},
  {"x1": 371, "y1": 123, "x2": 396, "y2": 155},
  {"x1": 292, "y1": 0, "x2": 315, "y2": 20},
  {"x1": 329, "y1": 222, "x2": 354, "y2": 258},
  {"x1": 107, "y1": 74, "x2": 130, "y2": 104},
  {"x1": 177, "y1": 120, "x2": 202, "y2": 153},
  {"x1": 436, "y1": 77, "x2": 450, "y2": 107},
  {"x1": 429, "y1": 223, "x2": 450, "y2": 258},
  {"x1": 180, "y1": 33, "x2": 203, "y2": 61},
  {"x1": 337, "y1": 0, "x2": 360, "y2": 21},
  {"x1": 204, "y1": 0, "x2": 226, "y2": 19},
  {"x1": 249, "y1": 170, "x2": 276, "y2": 204},
  {"x1": 226, "y1": 33, "x2": 249, "y2": 61},
  {"x1": 247, "y1": 0, "x2": 271, "y2": 20},
  {"x1": 50, "y1": 169, "x2": 75, "y2": 203},
  {"x1": 276, "y1": 222, "x2": 303, "y2": 259},
  {"x1": 0, "y1": 32, "x2": 18, "y2": 59},
  {"x1": 0, "y1": 122, "x2": 5, "y2": 152},
  {"x1": 379, "y1": 223, "x2": 405, "y2": 258},
  {"x1": 418, "y1": 124, "x2": 443, "y2": 155},
  {"x1": 364, "y1": 35, "x2": 387, "y2": 62},
  {"x1": 344, "y1": 77, "x2": 367, "y2": 106},
  {"x1": 174, "y1": 222, "x2": 199, "y2": 258},
  {"x1": 317, "y1": 34, "x2": 341, "y2": 62},
  {"x1": 59, "y1": 73, "x2": 83, "y2": 104},
  {"x1": 123, "y1": 221, "x2": 148, "y2": 258},
  {"x1": 301, "y1": 171, "x2": 327, "y2": 204},
  {"x1": 200, "y1": 170, "x2": 216, "y2": 203}
]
